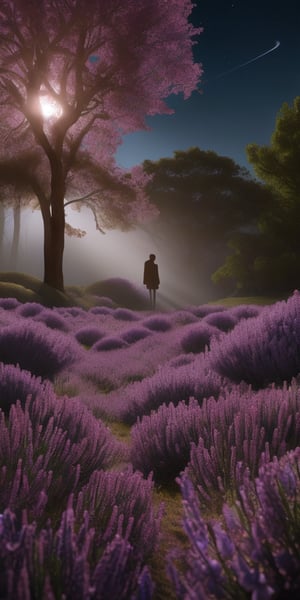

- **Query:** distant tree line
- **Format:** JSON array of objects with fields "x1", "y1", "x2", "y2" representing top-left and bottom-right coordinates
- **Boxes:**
[{"x1": 143, "y1": 96, "x2": 300, "y2": 298}]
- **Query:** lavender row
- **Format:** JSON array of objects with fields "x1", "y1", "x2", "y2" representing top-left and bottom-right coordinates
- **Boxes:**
[
  {"x1": 0, "y1": 506, "x2": 154, "y2": 600},
  {"x1": 169, "y1": 447, "x2": 300, "y2": 598},
  {"x1": 130, "y1": 380, "x2": 300, "y2": 508}
]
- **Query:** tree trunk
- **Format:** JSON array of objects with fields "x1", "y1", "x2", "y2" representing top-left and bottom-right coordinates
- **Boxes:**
[
  {"x1": 43, "y1": 211, "x2": 65, "y2": 291},
  {"x1": 42, "y1": 163, "x2": 66, "y2": 292}
]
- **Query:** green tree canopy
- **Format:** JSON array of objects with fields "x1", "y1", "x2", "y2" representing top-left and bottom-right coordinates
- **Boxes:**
[
  {"x1": 246, "y1": 96, "x2": 300, "y2": 292},
  {"x1": 214, "y1": 96, "x2": 300, "y2": 296},
  {"x1": 143, "y1": 147, "x2": 273, "y2": 301}
]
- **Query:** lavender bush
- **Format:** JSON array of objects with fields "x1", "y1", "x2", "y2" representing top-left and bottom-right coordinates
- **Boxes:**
[
  {"x1": 230, "y1": 304, "x2": 262, "y2": 320},
  {"x1": 0, "y1": 362, "x2": 54, "y2": 415},
  {"x1": 121, "y1": 327, "x2": 152, "y2": 344},
  {"x1": 0, "y1": 389, "x2": 124, "y2": 516},
  {"x1": 0, "y1": 320, "x2": 81, "y2": 379},
  {"x1": 35, "y1": 308, "x2": 69, "y2": 331},
  {"x1": 113, "y1": 308, "x2": 140, "y2": 321},
  {"x1": 0, "y1": 298, "x2": 20, "y2": 310},
  {"x1": 203, "y1": 310, "x2": 237, "y2": 332},
  {"x1": 122, "y1": 354, "x2": 223, "y2": 424},
  {"x1": 89, "y1": 306, "x2": 113, "y2": 316},
  {"x1": 180, "y1": 322, "x2": 221, "y2": 353},
  {"x1": 185, "y1": 381, "x2": 300, "y2": 508},
  {"x1": 75, "y1": 469, "x2": 162, "y2": 559},
  {"x1": 189, "y1": 304, "x2": 225, "y2": 318},
  {"x1": 17, "y1": 302, "x2": 44, "y2": 317},
  {"x1": 169, "y1": 449, "x2": 300, "y2": 599},
  {"x1": 2, "y1": 293, "x2": 300, "y2": 596},
  {"x1": 142, "y1": 315, "x2": 172, "y2": 332},
  {"x1": 210, "y1": 293, "x2": 300, "y2": 387},
  {"x1": 93, "y1": 336, "x2": 129, "y2": 351},
  {"x1": 75, "y1": 326, "x2": 105, "y2": 347},
  {"x1": 170, "y1": 310, "x2": 198, "y2": 325},
  {"x1": 0, "y1": 506, "x2": 154, "y2": 600},
  {"x1": 130, "y1": 400, "x2": 204, "y2": 481}
]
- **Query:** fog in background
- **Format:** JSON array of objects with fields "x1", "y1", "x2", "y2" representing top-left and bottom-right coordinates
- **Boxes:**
[{"x1": 0, "y1": 206, "x2": 215, "y2": 307}]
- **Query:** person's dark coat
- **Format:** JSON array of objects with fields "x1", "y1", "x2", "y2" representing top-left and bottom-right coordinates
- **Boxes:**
[{"x1": 143, "y1": 259, "x2": 160, "y2": 290}]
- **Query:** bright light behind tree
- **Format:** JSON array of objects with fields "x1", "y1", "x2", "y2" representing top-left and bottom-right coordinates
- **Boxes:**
[
  {"x1": 0, "y1": 0, "x2": 202, "y2": 292},
  {"x1": 39, "y1": 95, "x2": 62, "y2": 120}
]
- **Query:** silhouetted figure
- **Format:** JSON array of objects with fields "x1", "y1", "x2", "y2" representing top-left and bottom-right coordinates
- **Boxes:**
[{"x1": 143, "y1": 253, "x2": 160, "y2": 309}]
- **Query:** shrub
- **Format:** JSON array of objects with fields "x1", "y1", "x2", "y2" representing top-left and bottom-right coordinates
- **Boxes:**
[
  {"x1": 93, "y1": 336, "x2": 129, "y2": 351},
  {"x1": 143, "y1": 316, "x2": 172, "y2": 332},
  {"x1": 75, "y1": 326, "x2": 105, "y2": 346},
  {"x1": 59, "y1": 306, "x2": 86, "y2": 317},
  {"x1": 185, "y1": 381, "x2": 300, "y2": 509},
  {"x1": 189, "y1": 304, "x2": 225, "y2": 318},
  {"x1": 180, "y1": 322, "x2": 221, "y2": 353},
  {"x1": 0, "y1": 391, "x2": 124, "y2": 516},
  {"x1": 0, "y1": 298, "x2": 20, "y2": 310},
  {"x1": 114, "y1": 308, "x2": 139, "y2": 321},
  {"x1": 0, "y1": 362, "x2": 54, "y2": 415},
  {"x1": 130, "y1": 400, "x2": 204, "y2": 482},
  {"x1": 170, "y1": 310, "x2": 198, "y2": 325},
  {"x1": 89, "y1": 306, "x2": 113, "y2": 316},
  {"x1": 75, "y1": 469, "x2": 162, "y2": 559},
  {"x1": 230, "y1": 304, "x2": 262, "y2": 321},
  {"x1": 17, "y1": 302, "x2": 43, "y2": 317},
  {"x1": 0, "y1": 507, "x2": 154, "y2": 600},
  {"x1": 204, "y1": 311, "x2": 237, "y2": 332},
  {"x1": 169, "y1": 450, "x2": 300, "y2": 599},
  {"x1": 85, "y1": 277, "x2": 148, "y2": 310},
  {"x1": 92, "y1": 295, "x2": 116, "y2": 307},
  {"x1": 121, "y1": 327, "x2": 151, "y2": 344},
  {"x1": 122, "y1": 355, "x2": 222, "y2": 424},
  {"x1": 35, "y1": 308, "x2": 69, "y2": 331},
  {"x1": 0, "y1": 321, "x2": 80, "y2": 379},
  {"x1": 210, "y1": 293, "x2": 300, "y2": 387}
]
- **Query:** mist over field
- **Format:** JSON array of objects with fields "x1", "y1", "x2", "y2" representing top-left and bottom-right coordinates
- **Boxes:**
[{"x1": 0, "y1": 207, "x2": 218, "y2": 307}]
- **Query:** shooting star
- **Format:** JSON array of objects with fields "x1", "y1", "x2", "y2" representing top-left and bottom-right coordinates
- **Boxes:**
[{"x1": 216, "y1": 40, "x2": 281, "y2": 79}]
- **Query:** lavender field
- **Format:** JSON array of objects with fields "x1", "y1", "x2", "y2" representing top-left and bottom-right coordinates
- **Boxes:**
[{"x1": 1, "y1": 286, "x2": 300, "y2": 599}]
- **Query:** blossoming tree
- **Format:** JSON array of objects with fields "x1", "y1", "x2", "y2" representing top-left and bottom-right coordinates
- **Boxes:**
[{"x1": 0, "y1": 0, "x2": 202, "y2": 290}]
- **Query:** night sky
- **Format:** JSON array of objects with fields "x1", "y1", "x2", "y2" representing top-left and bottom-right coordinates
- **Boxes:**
[{"x1": 117, "y1": 0, "x2": 300, "y2": 171}]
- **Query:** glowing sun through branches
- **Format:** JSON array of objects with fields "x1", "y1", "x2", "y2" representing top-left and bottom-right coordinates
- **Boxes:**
[{"x1": 39, "y1": 95, "x2": 62, "y2": 120}]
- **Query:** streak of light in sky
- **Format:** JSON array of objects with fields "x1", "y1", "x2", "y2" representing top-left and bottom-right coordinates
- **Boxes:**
[{"x1": 214, "y1": 40, "x2": 281, "y2": 79}]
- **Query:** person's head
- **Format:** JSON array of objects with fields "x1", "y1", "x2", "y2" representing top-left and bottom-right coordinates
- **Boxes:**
[{"x1": 149, "y1": 253, "x2": 156, "y2": 262}]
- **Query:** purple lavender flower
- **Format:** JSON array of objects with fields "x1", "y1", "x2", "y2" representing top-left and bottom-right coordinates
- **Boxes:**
[
  {"x1": 203, "y1": 310, "x2": 237, "y2": 332},
  {"x1": 122, "y1": 354, "x2": 222, "y2": 424},
  {"x1": 35, "y1": 308, "x2": 69, "y2": 331},
  {"x1": 210, "y1": 293, "x2": 300, "y2": 387},
  {"x1": 17, "y1": 302, "x2": 44, "y2": 317},
  {"x1": 169, "y1": 448, "x2": 300, "y2": 599},
  {"x1": 142, "y1": 315, "x2": 172, "y2": 332},
  {"x1": 75, "y1": 326, "x2": 105, "y2": 346},
  {"x1": 0, "y1": 320, "x2": 81, "y2": 379},
  {"x1": 180, "y1": 322, "x2": 221, "y2": 353},
  {"x1": 114, "y1": 308, "x2": 140, "y2": 321},
  {"x1": 0, "y1": 298, "x2": 20, "y2": 310},
  {"x1": 130, "y1": 400, "x2": 204, "y2": 481},
  {"x1": 75, "y1": 468, "x2": 162, "y2": 559},
  {"x1": 93, "y1": 336, "x2": 129, "y2": 351},
  {"x1": 121, "y1": 327, "x2": 152, "y2": 344},
  {"x1": 189, "y1": 304, "x2": 226, "y2": 318},
  {"x1": 0, "y1": 507, "x2": 154, "y2": 599}
]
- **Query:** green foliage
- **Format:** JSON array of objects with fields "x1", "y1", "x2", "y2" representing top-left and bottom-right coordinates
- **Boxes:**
[
  {"x1": 143, "y1": 147, "x2": 273, "y2": 300},
  {"x1": 247, "y1": 96, "x2": 300, "y2": 201},
  {"x1": 215, "y1": 96, "x2": 300, "y2": 296}
]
